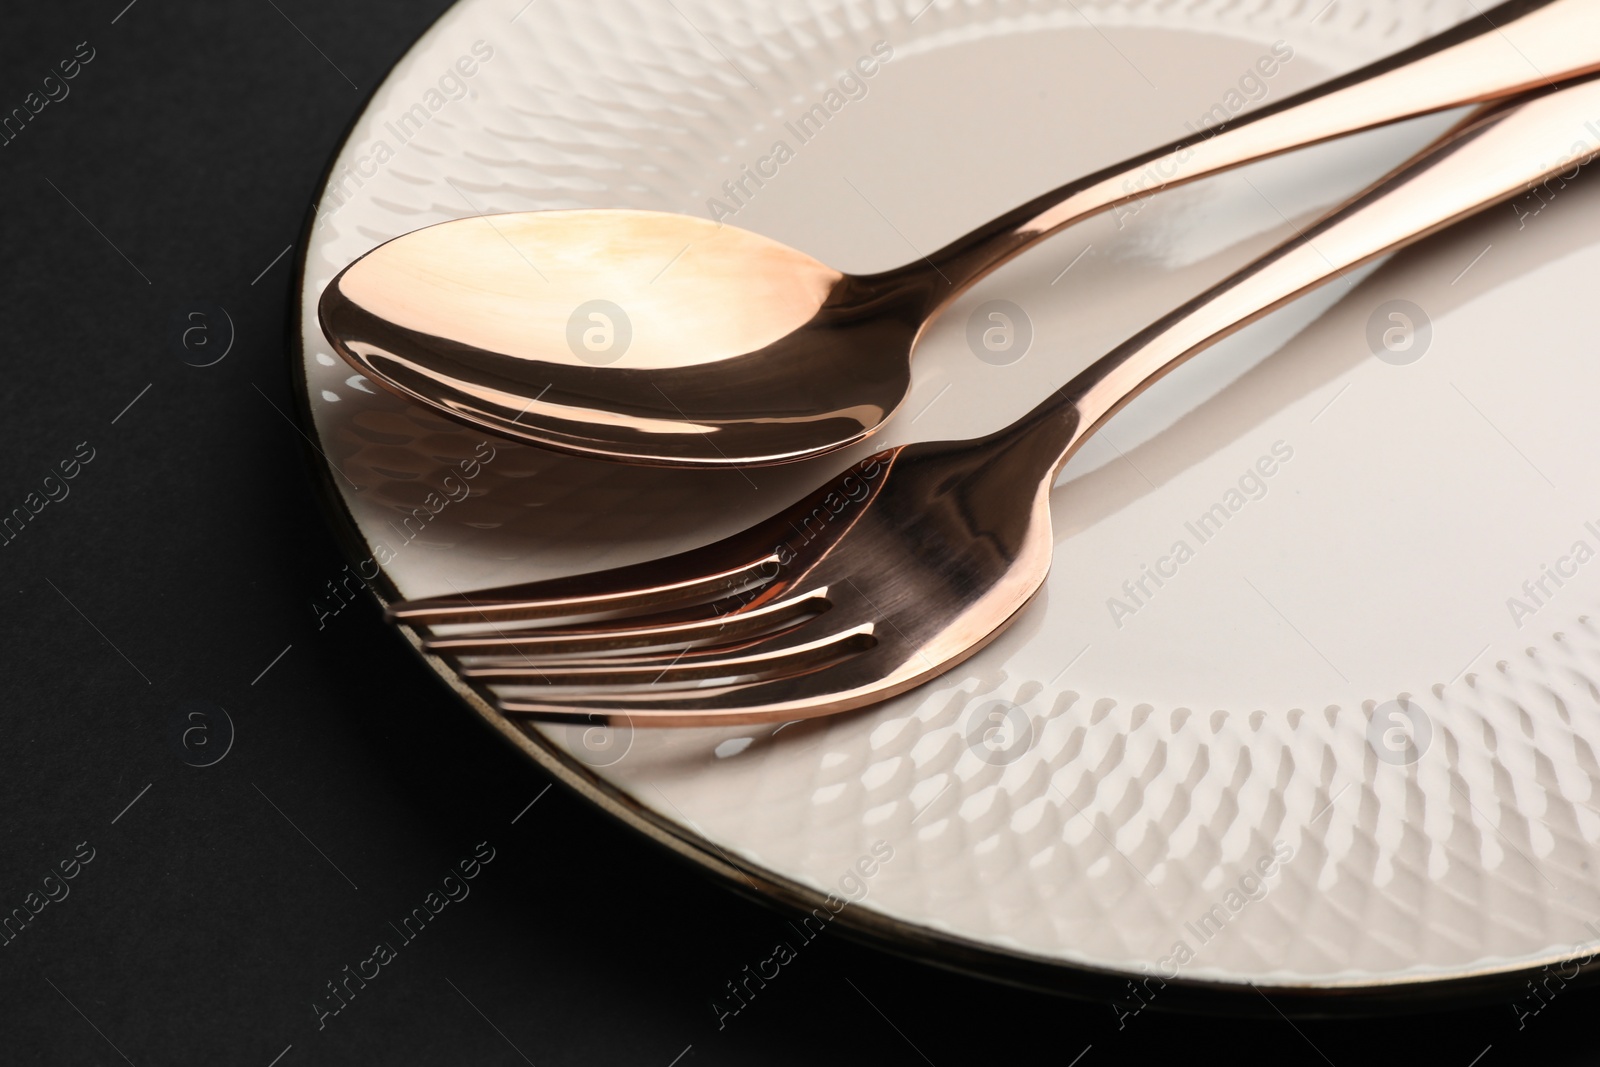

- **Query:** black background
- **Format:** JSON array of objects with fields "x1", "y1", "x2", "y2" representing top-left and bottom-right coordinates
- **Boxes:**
[{"x1": 0, "y1": 1, "x2": 1595, "y2": 1063}]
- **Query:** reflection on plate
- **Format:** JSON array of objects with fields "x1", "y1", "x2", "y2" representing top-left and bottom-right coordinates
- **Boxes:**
[{"x1": 296, "y1": 0, "x2": 1600, "y2": 1008}]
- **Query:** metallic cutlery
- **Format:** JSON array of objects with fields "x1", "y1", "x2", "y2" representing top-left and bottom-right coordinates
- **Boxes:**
[{"x1": 385, "y1": 73, "x2": 1600, "y2": 727}]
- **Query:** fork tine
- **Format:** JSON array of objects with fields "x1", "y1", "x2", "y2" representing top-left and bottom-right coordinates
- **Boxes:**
[
  {"x1": 462, "y1": 624, "x2": 874, "y2": 687},
  {"x1": 490, "y1": 683, "x2": 762, "y2": 725},
  {"x1": 389, "y1": 551, "x2": 780, "y2": 626},
  {"x1": 424, "y1": 588, "x2": 829, "y2": 658},
  {"x1": 488, "y1": 661, "x2": 892, "y2": 728},
  {"x1": 458, "y1": 624, "x2": 829, "y2": 679},
  {"x1": 457, "y1": 625, "x2": 805, "y2": 674}
]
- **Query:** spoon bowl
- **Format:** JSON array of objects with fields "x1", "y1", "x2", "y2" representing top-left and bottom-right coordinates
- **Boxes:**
[{"x1": 320, "y1": 209, "x2": 927, "y2": 466}]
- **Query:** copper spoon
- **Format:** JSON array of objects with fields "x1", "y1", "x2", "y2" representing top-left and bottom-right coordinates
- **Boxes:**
[
  {"x1": 386, "y1": 74, "x2": 1600, "y2": 726},
  {"x1": 321, "y1": 0, "x2": 1600, "y2": 469}
]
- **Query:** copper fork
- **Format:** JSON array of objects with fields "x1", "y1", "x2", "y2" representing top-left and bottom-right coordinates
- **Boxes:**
[{"x1": 390, "y1": 76, "x2": 1600, "y2": 728}]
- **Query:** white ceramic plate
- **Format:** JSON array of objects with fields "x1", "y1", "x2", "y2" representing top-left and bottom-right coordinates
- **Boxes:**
[{"x1": 295, "y1": 0, "x2": 1600, "y2": 1008}]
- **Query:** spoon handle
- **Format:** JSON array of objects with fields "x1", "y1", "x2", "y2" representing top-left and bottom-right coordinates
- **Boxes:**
[
  {"x1": 914, "y1": 0, "x2": 1600, "y2": 303},
  {"x1": 994, "y1": 72, "x2": 1600, "y2": 474}
]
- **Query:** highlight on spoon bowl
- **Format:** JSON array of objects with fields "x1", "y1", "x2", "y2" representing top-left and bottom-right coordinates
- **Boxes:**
[{"x1": 318, "y1": 209, "x2": 920, "y2": 467}]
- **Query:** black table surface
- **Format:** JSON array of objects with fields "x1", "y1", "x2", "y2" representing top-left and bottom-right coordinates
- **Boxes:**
[{"x1": 0, "y1": 1, "x2": 1594, "y2": 1063}]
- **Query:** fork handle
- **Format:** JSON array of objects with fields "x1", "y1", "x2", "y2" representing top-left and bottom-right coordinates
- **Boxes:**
[
  {"x1": 1005, "y1": 72, "x2": 1600, "y2": 467},
  {"x1": 912, "y1": 0, "x2": 1600, "y2": 302}
]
